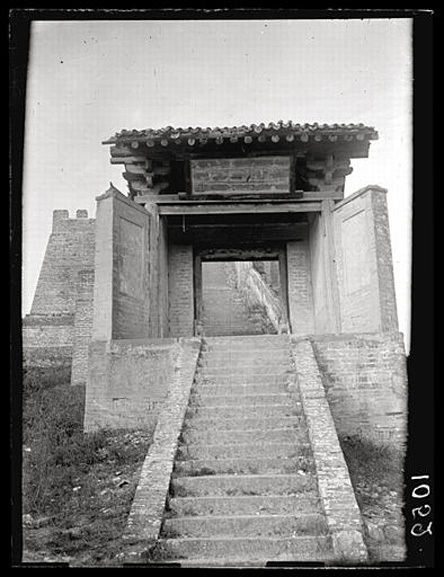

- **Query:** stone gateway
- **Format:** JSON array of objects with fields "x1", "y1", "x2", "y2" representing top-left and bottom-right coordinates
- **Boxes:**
[{"x1": 23, "y1": 121, "x2": 408, "y2": 565}]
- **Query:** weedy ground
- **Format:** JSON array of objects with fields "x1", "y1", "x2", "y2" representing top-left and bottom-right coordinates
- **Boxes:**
[
  {"x1": 339, "y1": 434, "x2": 406, "y2": 562},
  {"x1": 21, "y1": 366, "x2": 153, "y2": 566}
]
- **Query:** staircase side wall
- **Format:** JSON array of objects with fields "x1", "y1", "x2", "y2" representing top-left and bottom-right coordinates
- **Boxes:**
[
  {"x1": 291, "y1": 338, "x2": 368, "y2": 563},
  {"x1": 311, "y1": 332, "x2": 407, "y2": 450},
  {"x1": 84, "y1": 338, "x2": 179, "y2": 432}
]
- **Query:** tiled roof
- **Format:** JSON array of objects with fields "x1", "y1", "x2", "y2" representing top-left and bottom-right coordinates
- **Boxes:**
[{"x1": 103, "y1": 121, "x2": 378, "y2": 146}]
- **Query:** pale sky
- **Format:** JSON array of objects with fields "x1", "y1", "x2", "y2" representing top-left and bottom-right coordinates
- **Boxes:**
[{"x1": 22, "y1": 18, "x2": 412, "y2": 350}]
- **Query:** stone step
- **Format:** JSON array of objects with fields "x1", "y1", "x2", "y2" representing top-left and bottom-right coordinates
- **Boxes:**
[
  {"x1": 181, "y1": 427, "x2": 307, "y2": 446},
  {"x1": 203, "y1": 351, "x2": 289, "y2": 358},
  {"x1": 205, "y1": 335, "x2": 289, "y2": 348},
  {"x1": 189, "y1": 393, "x2": 293, "y2": 409},
  {"x1": 197, "y1": 376, "x2": 292, "y2": 386},
  {"x1": 162, "y1": 513, "x2": 329, "y2": 539},
  {"x1": 185, "y1": 415, "x2": 305, "y2": 432},
  {"x1": 170, "y1": 473, "x2": 315, "y2": 497},
  {"x1": 194, "y1": 383, "x2": 290, "y2": 396},
  {"x1": 203, "y1": 349, "x2": 288, "y2": 356},
  {"x1": 174, "y1": 454, "x2": 313, "y2": 477},
  {"x1": 186, "y1": 404, "x2": 302, "y2": 420},
  {"x1": 176, "y1": 441, "x2": 307, "y2": 461},
  {"x1": 178, "y1": 558, "x2": 269, "y2": 567},
  {"x1": 203, "y1": 330, "x2": 267, "y2": 337},
  {"x1": 203, "y1": 350, "x2": 291, "y2": 366},
  {"x1": 168, "y1": 494, "x2": 321, "y2": 517},
  {"x1": 199, "y1": 368, "x2": 291, "y2": 377},
  {"x1": 158, "y1": 535, "x2": 333, "y2": 561}
]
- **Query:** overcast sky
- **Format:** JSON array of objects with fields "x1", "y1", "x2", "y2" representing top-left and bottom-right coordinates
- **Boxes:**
[{"x1": 22, "y1": 18, "x2": 412, "y2": 350}]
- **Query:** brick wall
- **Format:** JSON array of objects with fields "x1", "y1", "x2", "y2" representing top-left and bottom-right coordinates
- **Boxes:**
[
  {"x1": 71, "y1": 270, "x2": 95, "y2": 385},
  {"x1": 84, "y1": 338, "x2": 180, "y2": 431},
  {"x1": 286, "y1": 240, "x2": 315, "y2": 335},
  {"x1": 30, "y1": 210, "x2": 96, "y2": 316},
  {"x1": 23, "y1": 209, "x2": 95, "y2": 370},
  {"x1": 234, "y1": 261, "x2": 287, "y2": 332},
  {"x1": 168, "y1": 244, "x2": 194, "y2": 336},
  {"x1": 310, "y1": 332, "x2": 407, "y2": 449}
]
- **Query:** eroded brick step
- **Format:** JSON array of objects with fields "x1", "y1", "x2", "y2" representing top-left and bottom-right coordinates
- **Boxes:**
[
  {"x1": 186, "y1": 404, "x2": 302, "y2": 420},
  {"x1": 177, "y1": 441, "x2": 306, "y2": 461},
  {"x1": 185, "y1": 415, "x2": 304, "y2": 431},
  {"x1": 171, "y1": 473, "x2": 315, "y2": 497},
  {"x1": 162, "y1": 513, "x2": 328, "y2": 539},
  {"x1": 199, "y1": 371, "x2": 291, "y2": 379},
  {"x1": 202, "y1": 353, "x2": 290, "y2": 368},
  {"x1": 168, "y1": 494, "x2": 321, "y2": 517},
  {"x1": 181, "y1": 427, "x2": 307, "y2": 446},
  {"x1": 194, "y1": 383, "x2": 291, "y2": 396},
  {"x1": 174, "y1": 455, "x2": 314, "y2": 477},
  {"x1": 158, "y1": 535, "x2": 333, "y2": 560},
  {"x1": 189, "y1": 394, "x2": 293, "y2": 408}
]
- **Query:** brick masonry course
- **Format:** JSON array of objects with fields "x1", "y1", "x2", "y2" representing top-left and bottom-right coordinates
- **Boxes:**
[{"x1": 310, "y1": 332, "x2": 407, "y2": 449}]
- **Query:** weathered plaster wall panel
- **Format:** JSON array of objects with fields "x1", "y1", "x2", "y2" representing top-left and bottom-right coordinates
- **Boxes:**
[
  {"x1": 84, "y1": 339, "x2": 180, "y2": 431},
  {"x1": 112, "y1": 199, "x2": 151, "y2": 339},
  {"x1": 333, "y1": 190, "x2": 380, "y2": 333},
  {"x1": 308, "y1": 214, "x2": 330, "y2": 333}
]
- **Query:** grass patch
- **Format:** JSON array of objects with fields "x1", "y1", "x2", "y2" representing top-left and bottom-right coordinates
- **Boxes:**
[
  {"x1": 339, "y1": 435, "x2": 403, "y2": 496},
  {"x1": 22, "y1": 367, "x2": 154, "y2": 566},
  {"x1": 140, "y1": 539, "x2": 183, "y2": 562},
  {"x1": 339, "y1": 434, "x2": 405, "y2": 562}
]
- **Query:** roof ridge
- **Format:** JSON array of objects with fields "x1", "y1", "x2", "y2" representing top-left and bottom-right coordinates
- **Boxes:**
[{"x1": 103, "y1": 121, "x2": 378, "y2": 146}]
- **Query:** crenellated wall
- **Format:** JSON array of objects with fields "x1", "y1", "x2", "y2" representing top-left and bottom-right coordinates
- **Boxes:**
[{"x1": 23, "y1": 209, "x2": 96, "y2": 379}]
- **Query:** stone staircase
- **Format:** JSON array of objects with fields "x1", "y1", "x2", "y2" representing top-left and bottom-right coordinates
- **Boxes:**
[
  {"x1": 201, "y1": 262, "x2": 276, "y2": 337},
  {"x1": 156, "y1": 335, "x2": 335, "y2": 566}
]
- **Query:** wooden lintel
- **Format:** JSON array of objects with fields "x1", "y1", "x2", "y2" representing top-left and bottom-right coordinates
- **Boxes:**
[{"x1": 157, "y1": 202, "x2": 321, "y2": 216}]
